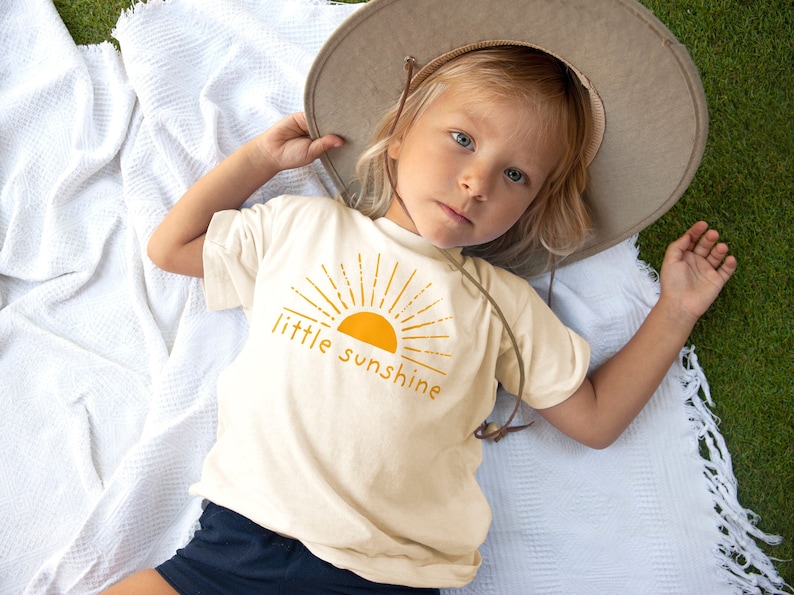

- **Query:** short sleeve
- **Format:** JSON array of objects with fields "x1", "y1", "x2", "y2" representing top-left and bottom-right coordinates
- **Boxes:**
[
  {"x1": 495, "y1": 281, "x2": 591, "y2": 410},
  {"x1": 202, "y1": 203, "x2": 274, "y2": 311}
]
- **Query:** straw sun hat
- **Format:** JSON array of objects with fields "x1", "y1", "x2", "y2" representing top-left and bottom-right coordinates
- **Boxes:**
[{"x1": 304, "y1": 0, "x2": 708, "y2": 275}]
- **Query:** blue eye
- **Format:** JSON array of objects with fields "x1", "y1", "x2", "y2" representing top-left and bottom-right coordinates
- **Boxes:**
[
  {"x1": 452, "y1": 132, "x2": 474, "y2": 150},
  {"x1": 505, "y1": 168, "x2": 526, "y2": 184}
]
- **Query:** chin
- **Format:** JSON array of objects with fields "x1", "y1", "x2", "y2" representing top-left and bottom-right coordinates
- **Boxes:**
[
  {"x1": 424, "y1": 234, "x2": 462, "y2": 250},
  {"x1": 419, "y1": 224, "x2": 479, "y2": 251}
]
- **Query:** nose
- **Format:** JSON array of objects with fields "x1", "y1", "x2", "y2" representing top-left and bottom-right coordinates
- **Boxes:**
[{"x1": 459, "y1": 162, "x2": 493, "y2": 201}]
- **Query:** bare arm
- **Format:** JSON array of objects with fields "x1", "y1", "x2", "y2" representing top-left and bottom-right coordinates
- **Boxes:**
[
  {"x1": 538, "y1": 222, "x2": 738, "y2": 449},
  {"x1": 147, "y1": 113, "x2": 343, "y2": 277}
]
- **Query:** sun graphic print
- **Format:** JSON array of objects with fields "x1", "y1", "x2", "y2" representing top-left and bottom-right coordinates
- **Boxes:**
[{"x1": 279, "y1": 253, "x2": 453, "y2": 400}]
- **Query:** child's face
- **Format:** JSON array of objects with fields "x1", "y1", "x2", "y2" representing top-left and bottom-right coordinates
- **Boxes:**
[{"x1": 385, "y1": 84, "x2": 562, "y2": 249}]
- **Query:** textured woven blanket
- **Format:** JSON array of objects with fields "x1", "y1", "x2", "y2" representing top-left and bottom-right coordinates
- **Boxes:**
[{"x1": 0, "y1": 0, "x2": 788, "y2": 593}]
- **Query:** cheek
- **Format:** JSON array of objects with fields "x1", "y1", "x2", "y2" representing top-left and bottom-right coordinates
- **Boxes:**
[
  {"x1": 495, "y1": 197, "x2": 535, "y2": 235},
  {"x1": 396, "y1": 147, "x2": 439, "y2": 189},
  {"x1": 497, "y1": 211, "x2": 525, "y2": 237}
]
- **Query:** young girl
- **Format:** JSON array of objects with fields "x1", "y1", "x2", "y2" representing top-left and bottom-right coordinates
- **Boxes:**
[{"x1": 105, "y1": 42, "x2": 735, "y2": 595}]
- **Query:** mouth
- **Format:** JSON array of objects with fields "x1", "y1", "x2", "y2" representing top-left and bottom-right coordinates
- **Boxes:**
[{"x1": 438, "y1": 202, "x2": 472, "y2": 225}]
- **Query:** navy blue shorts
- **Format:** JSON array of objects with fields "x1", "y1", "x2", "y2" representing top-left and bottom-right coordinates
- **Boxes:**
[{"x1": 156, "y1": 502, "x2": 441, "y2": 594}]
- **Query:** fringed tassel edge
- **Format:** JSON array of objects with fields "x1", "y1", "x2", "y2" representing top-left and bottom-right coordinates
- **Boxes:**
[
  {"x1": 113, "y1": 0, "x2": 173, "y2": 41},
  {"x1": 681, "y1": 347, "x2": 792, "y2": 594}
]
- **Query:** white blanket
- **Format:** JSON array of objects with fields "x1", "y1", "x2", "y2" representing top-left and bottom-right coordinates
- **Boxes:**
[{"x1": 0, "y1": 0, "x2": 788, "y2": 593}]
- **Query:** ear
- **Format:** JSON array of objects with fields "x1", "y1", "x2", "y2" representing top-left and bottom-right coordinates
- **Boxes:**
[{"x1": 387, "y1": 137, "x2": 402, "y2": 160}]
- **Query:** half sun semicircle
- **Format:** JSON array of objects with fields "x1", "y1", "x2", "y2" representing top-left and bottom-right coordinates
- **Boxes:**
[{"x1": 337, "y1": 312, "x2": 397, "y2": 354}]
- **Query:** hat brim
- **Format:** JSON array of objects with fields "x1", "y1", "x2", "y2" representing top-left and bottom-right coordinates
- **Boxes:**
[{"x1": 305, "y1": 0, "x2": 708, "y2": 275}]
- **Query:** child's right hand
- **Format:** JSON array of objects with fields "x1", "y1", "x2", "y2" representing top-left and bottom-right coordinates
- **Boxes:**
[
  {"x1": 250, "y1": 112, "x2": 344, "y2": 174},
  {"x1": 148, "y1": 113, "x2": 343, "y2": 278}
]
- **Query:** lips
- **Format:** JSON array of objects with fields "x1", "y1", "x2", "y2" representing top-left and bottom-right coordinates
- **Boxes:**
[{"x1": 438, "y1": 202, "x2": 472, "y2": 225}]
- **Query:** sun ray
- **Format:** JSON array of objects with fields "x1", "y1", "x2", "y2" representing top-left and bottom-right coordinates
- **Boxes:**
[
  {"x1": 283, "y1": 307, "x2": 332, "y2": 328},
  {"x1": 401, "y1": 316, "x2": 454, "y2": 332},
  {"x1": 291, "y1": 287, "x2": 336, "y2": 321},
  {"x1": 321, "y1": 264, "x2": 338, "y2": 290},
  {"x1": 395, "y1": 282, "x2": 433, "y2": 320},
  {"x1": 321, "y1": 264, "x2": 348, "y2": 310},
  {"x1": 403, "y1": 347, "x2": 452, "y2": 358},
  {"x1": 401, "y1": 298, "x2": 442, "y2": 324},
  {"x1": 339, "y1": 263, "x2": 357, "y2": 306},
  {"x1": 389, "y1": 269, "x2": 416, "y2": 317},
  {"x1": 379, "y1": 262, "x2": 399, "y2": 309},
  {"x1": 370, "y1": 253, "x2": 381, "y2": 307},
  {"x1": 401, "y1": 355, "x2": 447, "y2": 376},
  {"x1": 305, "y1": 277, "x2": 341, "y2": 316},
  {"x1": 357, "y1": 254, "x2": 366, "y2": 307}
]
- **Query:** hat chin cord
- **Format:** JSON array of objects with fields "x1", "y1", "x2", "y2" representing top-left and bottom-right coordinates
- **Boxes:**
[{"x1": 384, "y1": 56, "x2": 532, "y2": 443}]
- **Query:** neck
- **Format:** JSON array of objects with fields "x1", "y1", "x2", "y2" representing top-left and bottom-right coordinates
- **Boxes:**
[{"x1": 384, "y1": 196, "x2": 419, "y2": 236}]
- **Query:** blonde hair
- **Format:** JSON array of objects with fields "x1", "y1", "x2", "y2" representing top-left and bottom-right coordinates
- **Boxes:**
[{"x1": 353, "y1": 46, "x2": 593, "y2": 275}]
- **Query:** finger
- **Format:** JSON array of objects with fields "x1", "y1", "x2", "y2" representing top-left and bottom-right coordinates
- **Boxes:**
[
  {"x1": 716, "y1": 254, "x2": 738, "y2": 284},
  {"x1": 705, "y1": 241, "x2": 729, "y2": 268},
  {"x1": 666, "y1": 227, "x2": 695, "y2": 259},
  {"x1": 693, "y1": 228, "x2": 722, "y2": 259},
  {"x1": 291, "y1": 112, "x2": 309, "y2": 133},
  {"x1": 293, "y1": 112, "x2": 343, "y2": 148},
  {"x1": 307, "y1": 134, "x2": 345, "y2": 160},
  {"x1": 684, "y1": 221, "x2": 710, "y2": 250}
]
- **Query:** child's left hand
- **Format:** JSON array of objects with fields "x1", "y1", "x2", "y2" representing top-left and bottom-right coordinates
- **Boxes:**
[
  {"x1": 539, "y1": 221, "x2": 737, "y2": 449},
  {"x1": 658, "y1": 221, "x2": 737, "y2": 323}
]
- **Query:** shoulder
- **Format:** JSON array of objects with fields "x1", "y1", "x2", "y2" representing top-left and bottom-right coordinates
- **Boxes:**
[
  {"x1": 462, "y1": 256, "x2": 570, "y2": 340},
  {"x1": 465, "y1": 257, "x2": 542, "y2": 306},
  {"x1": 264, "y1": 194, "x2": 355, "y2": 219},
  {"x1": 224, "y1": 195, "x2": 357, "y2": 237},
  {"x1": 236, "y1": 196, "x2": 377, "y2": 253}
]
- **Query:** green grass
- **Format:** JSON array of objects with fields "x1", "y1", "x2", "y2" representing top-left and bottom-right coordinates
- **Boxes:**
[
  {"x1": 636, "y1": 1, "x2": 793, "y2": 587},
  {"x1": 53, "y1": 0, "x2": 133, "y2": 46},
  {"x1": 55, "y1": 0, "x2": 793, "y2": 587}
]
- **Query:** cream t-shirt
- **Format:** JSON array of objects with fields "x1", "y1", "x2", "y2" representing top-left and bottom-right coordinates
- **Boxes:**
[{"x1": 191, "y1": 195, "x2": 590, "y2": 588}]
